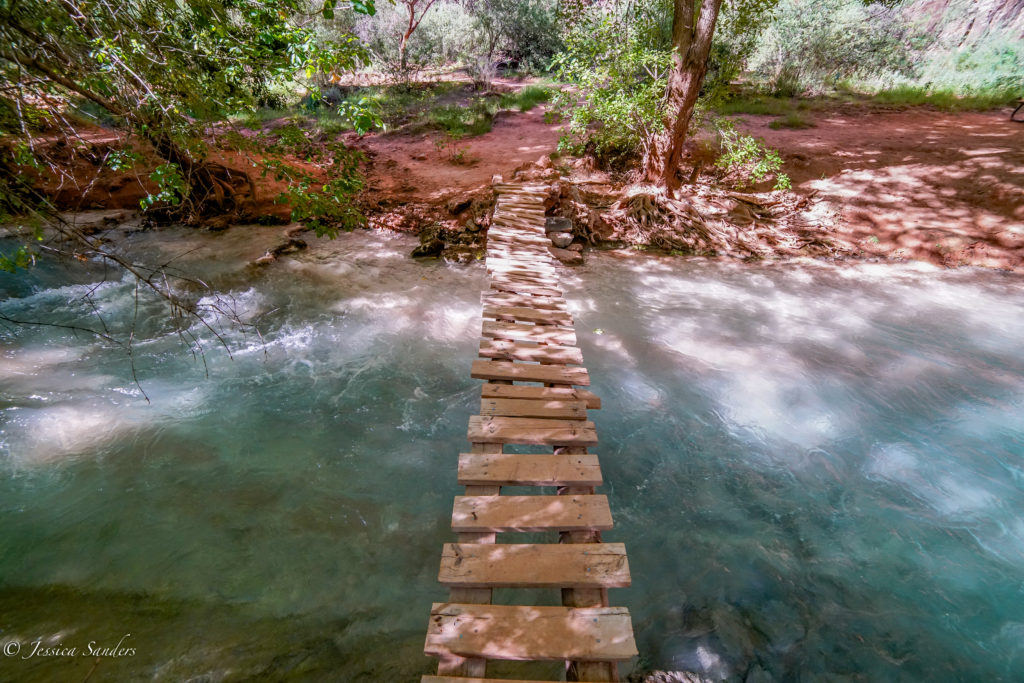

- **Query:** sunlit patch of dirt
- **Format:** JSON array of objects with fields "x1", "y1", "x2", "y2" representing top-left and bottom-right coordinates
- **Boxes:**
[{"x1": 740, "y1": 109, "x2": 1024, "y2": 271}]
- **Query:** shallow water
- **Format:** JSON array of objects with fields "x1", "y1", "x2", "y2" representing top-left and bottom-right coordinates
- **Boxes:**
[{"x1": 1, "y1": 229, "x2": 1022, "y2": 681}]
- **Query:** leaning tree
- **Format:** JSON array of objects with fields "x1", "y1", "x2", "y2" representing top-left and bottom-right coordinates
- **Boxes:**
[
  {"x1": 0, "y1": 0, "x2": 375, "y2": 224},
  {"x1": 644, "y1": 0, "x2": 724, "y2": 193}
]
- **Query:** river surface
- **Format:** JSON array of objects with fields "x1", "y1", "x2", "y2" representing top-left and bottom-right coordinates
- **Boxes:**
[{"x1": 1, "y1": 227, "x2": 1022, "y2": 682}]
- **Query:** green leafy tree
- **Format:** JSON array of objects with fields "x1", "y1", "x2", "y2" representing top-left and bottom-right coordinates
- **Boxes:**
[{"x1": 0, "y1": 0, "x2": 375, "y2": 225}]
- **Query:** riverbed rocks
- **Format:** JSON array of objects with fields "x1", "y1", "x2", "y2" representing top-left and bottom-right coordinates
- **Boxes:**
[
  {"x1": 253, "y1": 237, "x2": 308, "y2": 265},
  {"x1": 548, "y1": 245, "x2": 584, "y2": 265},
  {"x1": 411, "y1": 223, "x2": 446, "y2": 258},
  {"x1": 549, "y1": 232, "x2": 574, "y2": 248}
]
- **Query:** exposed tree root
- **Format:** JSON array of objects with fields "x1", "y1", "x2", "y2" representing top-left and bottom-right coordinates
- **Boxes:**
[{"x1": 554, "y1": 180, "x2": 848, "y2": 260}]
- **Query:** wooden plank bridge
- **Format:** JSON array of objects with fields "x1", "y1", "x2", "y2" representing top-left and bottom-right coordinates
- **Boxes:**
[{"x1": 422, "y1": 181, "x2": 638, "y2": 682}]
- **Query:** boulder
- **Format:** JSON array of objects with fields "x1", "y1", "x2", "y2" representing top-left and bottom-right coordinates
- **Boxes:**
[
  {"x1": 545, "y1": 216, "x2": 573, "y2": 234},
  {"x1": 549, "y1": 232, "x2": 573, "y2": 248},
  {"x1": 446, "y1": 196, "x2": 473, "y2": 215},
  {"x1": 412, "y1": 224, "x2": 445, "y2": 258},
  {"x1": 548, "y1": 245, "x2": 584, "y2": 265}
]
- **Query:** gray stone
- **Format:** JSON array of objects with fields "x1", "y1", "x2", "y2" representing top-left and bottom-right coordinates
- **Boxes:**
[
  {"x1": 548, "y1": 246, "x2": 583, "y2": 265},
  {"x1": 545, "y1": 216, "x2": 573, "y2": 233},
  {"x1": 549, "y1": 232, "x2": 573, "y2": 248}
]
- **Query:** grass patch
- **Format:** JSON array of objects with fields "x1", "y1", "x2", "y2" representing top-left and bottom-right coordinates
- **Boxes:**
[
  {"x1": 429, "y1": 100, "x2": 497, "y2": 137},
  {"x1": 715, "y1": 96, "x2": 797, "y2": 117},
  {"x1": 499, "y1": 85, "x2": 552, "y2": 112},
  {"x1": 768, "y1": 111, "x2": 815, "y2": 129},
  {"x1": 871, "y1": 85, "x2": 1018, "y2": 111},
  {"x1": 235, "y1": 81, "x2": 556, "y2": 141}
]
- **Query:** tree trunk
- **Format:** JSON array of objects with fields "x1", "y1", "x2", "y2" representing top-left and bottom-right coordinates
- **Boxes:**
[{"x1": 644, "y1": 0, "x2": 723, "y2": 195}]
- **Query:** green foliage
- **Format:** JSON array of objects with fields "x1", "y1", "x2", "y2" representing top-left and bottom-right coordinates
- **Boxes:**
[
  {"x1": 714, "y1": 119, "x2": 790, "y2": 190},
  {"x1": 751, "y1": 0, "x2": 914, "y2": 95},
  {"x1": 550, "y1": 7, "x2": 670, "y2": 166},
  {"x1": 0, "y1": 244, "x2": 35, "y2": 273},
  {"x1": 503, "y1": 85, "x2": 552, "y2": 112},
  {"x1": 470, "y1": 0, "x2": 561, "y2": 71},
  {"x1": 263, "y1": 143, "x2": 365, "y2": 237},
  {"x1": 430, "y1": 101, "x2": 495, "y2": 137},
  {"x1": 347, "y1": 0, "x2": 561, "y2": 75},
  {"x1": 715, "y1": 96, "x2": 797, "y2": 117},
  {"x1": 140, "y1": 163, "x2": 187, "y2": 210},
  {"x1": 871, "y1": 85, "x2": 1018, "y2": 111},
  {"x1": 1, "y1": 0, "x2": 375, "y2": 230},
  {"x1": 768, "y1": 111, "x2": 814, "y2": 129}
]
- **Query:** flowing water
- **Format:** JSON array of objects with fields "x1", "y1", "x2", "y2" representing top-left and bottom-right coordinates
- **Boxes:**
[{"x1": 0, "y1": 227, "x2": 1021, "y2": 682}]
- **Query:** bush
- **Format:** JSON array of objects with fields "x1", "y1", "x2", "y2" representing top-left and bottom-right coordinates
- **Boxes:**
[
  {"x1": 714, "y1": 119, "x2": 790, "y2": 190},
  {"x1": 353, "y1": 1, "x2": 477, "y2": 75},
  {"x1": 550, "y1": 7, "x2": 670, "y2": 166},
  {"x1": 501, "y1": 85, "x2": 551, "y2": 112},
  {"x1": 751, "y1": 0, "x2": 915, "y2": 95}
]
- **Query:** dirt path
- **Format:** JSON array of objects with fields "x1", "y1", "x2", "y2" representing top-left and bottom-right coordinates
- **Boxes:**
[
  {"x1": 740, "y1": 109, "x2": 1024, "y2": 271},
  {"x1": 351, "y1": 104, "x2": 561, "y2": 202}
]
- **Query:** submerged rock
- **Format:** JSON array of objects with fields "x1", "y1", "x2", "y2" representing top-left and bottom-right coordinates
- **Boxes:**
[
  {"x1": 550, "y1": 232, "x2": 573, "y2": 248},
  {"x1": 548, "y1": 245, "x2": 583, "y2": 265},
  {"x1": 545, "y1": 216, "x2": 573, "y2": 234},
  {"x1": 412, "y1": 224, "x2": 446, "y2": 258}
]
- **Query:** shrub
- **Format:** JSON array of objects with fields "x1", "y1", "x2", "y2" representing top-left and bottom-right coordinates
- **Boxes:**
[
  {"x1": 751, "y1": 0, "x2": 915, "y2": 95},
  {"x1": 714, "y1": 119, "x2": 790, "y2": 190},
  {"x1": 550, "y1": 7, "x2": 670, "y2": 166}
]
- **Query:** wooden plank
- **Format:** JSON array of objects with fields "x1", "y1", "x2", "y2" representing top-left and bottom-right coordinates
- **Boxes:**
[
  {"x1": 488, "y1": 258, "x2": 557, "y2": 274},
  {"x1": 489, "y1": 281, "x2": 562, "y2": 297},
  {"x1": 458, "y1": 452, "x2": 602, "y2": 487},
  {"x1": 479, "y1": 339, "x2": 582, "y2": 364},
  {"x1": 452, "y1": 494, "x2": 611, "y2": 532},
  {"x1": 486, "y1": 255, "x2": 554, "y2": 267},
  {"x1": 486, "y1": 255, "x2": 555, "y2": 268},
  {"x1": 482, "y1": 383, "x2": 601, "y2": 410},
  {"x1": 481, "y1": 320, "x2": 575, "y2": 346},
  {"x1": 467, "y1": 415, "x2": 597, "y2": 446},
  {"x1": 425, "y1": 603, "x2": 637, "y2": 662},
  {"x1": 439, "y1": 543, "x2": 630, "y2": 589},
  {"x1": 471, "y1": 359, "x2": 590, "y2": 386},
  {"x1": 480, "y1": 397, "x2": 588, "y2": 419},
  {"x1": 488, "y1": 229, "x2": 547, "y2": 240},
  {"x1": 482, "y1": 306, "x2": 572, "y2": 326},
  {"x1": 424, "y1": 678, "x2": 568, "y2": 683},
  {"x1": 481, "y1": 292, "x2": 567, "y2": 311},
  {"x1": 487, "y1": 272, "x2": 560, "y2": 287},
  {"x1": 486, "y1": 251, "x2": 552, "y2": 262},
  {"x1": 486, "y1": 263, "x2": 557, "y2": 277}
]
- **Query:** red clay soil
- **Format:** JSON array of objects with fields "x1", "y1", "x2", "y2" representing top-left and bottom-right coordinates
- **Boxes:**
[
  {"x1": 39, "y1": 105, "x2": 1024, "y2": 272},
  {"x1": 349, "y1": 104, "x2": 561, "y2": 202},
  {"x1": 738, "y1": 109, "x2": 1024, "y2": 271}
]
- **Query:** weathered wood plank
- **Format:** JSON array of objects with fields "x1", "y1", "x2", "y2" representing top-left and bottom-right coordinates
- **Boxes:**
[
  {"x1": 481, "y1": 383, "x2": 601, "y2": 410},
  {"x1": 425, "y1": 603, "x2": 637, "y2": 662},
  {"x1": 481, "y1": 320, "x2": 576, "y2": 346},
  {"x1": 482, "y1": 306, "x2": 572, "y2": 326},
  {"x1": 489, "y1": 281, "x2": 562, "y2": 297},
  {"x1": 486, "y1": 265, "x2": 558, "y2": 279},
  {"x1": 488, "y1": 273, "x2": 560, "y2": 287},
  {"x1": 439, "y1": 543, "x2": 630, "y2": 589},
  {"x1": 424, "y1": 678, "x2": 566, "y2": 683},
  {"x1": 458, "y1": 452, "x2": 602, "y2": 487},
  {"x1": 452, "y1": 494, "x2": 611, "y2": 532},
  {"x1": 479, "y1": 339, "x2": 582, "y2": 364},
  {"x1": 480, "y1": 292, "x2": 567, "y2": 311},
  {"x1": 471, "y1": 359, "x2": 590, "y2": 386},
  {"x1": 480, "y1": 397, "x2": 588, "y2": 419},
  {"x1": 467, "y1": 415, "x2": 597, "y2": 446}
]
